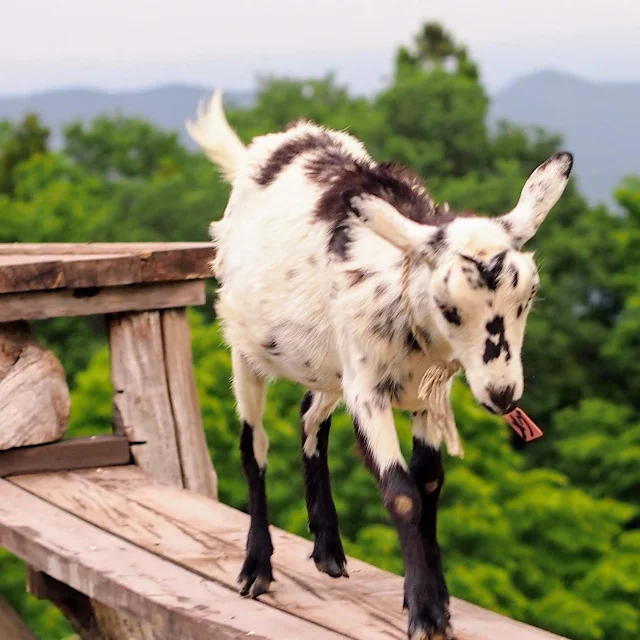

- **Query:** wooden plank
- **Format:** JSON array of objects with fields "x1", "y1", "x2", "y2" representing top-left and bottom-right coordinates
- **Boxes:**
[
  {"x1": 0, "y1": 479, "x2": 342, "y2": 640},
  {"x1": 0, "y1": 242, "x2": 213, "y2": 255},
  {"x1": 0, "y1": 322, "x2": 70, "y2": 450},
  {"x1": 0, "y1": 243, "x2": 214, "y2": 294},
  {"x1": 0, "y1": 280, "x2": 205, "y2": 322},
  {"x1": 0, "y1": 594, "x2": 37, "y2": 640},
  {"x1": 161, "y1": 309, "x2": 218, "y2": 499},
  {"x1": 0, "y1": 436, "x2": 130, "y2": 477},
  {"x1": 18, "y1": 466, "x2": 567, "y2": 640},
  {"x1": 109, "y1": 312, "x2": 183, "y2": 487}
]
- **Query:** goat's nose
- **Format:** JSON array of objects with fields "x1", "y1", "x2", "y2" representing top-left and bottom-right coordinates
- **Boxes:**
[{"x1": 487, "y1": 385, "x2": 518, "y2": 414}]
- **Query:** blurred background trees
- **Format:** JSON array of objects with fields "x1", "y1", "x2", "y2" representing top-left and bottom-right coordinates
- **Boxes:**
[{"x1": 0, "y1": 22, "x2": 638, "y2": 640}]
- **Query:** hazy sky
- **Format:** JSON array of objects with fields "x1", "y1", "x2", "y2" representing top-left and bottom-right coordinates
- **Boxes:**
[{"x1": 2, "y1": 0, "x2": 639, "y2": 94}]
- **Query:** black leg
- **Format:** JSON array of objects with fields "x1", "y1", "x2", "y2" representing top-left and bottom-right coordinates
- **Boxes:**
[
  {"x1": 353, "y1": 416, "x2": 452, "y2": 639},
  {"x1": 238, "y1": 420, "x2": 274, "y2": 598},
  {"x1": 409, "y1": 438, "x2": 449, "y2": 606},
  {"x1": 300, "y1": 392, "x2": 348, "y2": 578}
]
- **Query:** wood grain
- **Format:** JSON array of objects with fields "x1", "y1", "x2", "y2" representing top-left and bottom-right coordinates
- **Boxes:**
[
  {"x1": 0, "y1": 479, "x2": 342, "y2": 640},
  {"x1": 0, "y1": 280, "x2": 206, "y2": 322},
  {"x1": 109, "y1": 312, "x2": 183, "y2": 486},
  {"x1": 0, "y1": 594, "x2": 37, "y2": 640},
  {"x1": 0, "y1": 243, "x2": 214, "y2": 294},
  {"x1": 0, "y1": 436, "x2": 130, "y2": 477},
  {"x1": 161, "y1": 309, "x2": 218, "y2": 499},
  {"x1": 0, "y1": 322, "x2": 70, "y2": 450}
]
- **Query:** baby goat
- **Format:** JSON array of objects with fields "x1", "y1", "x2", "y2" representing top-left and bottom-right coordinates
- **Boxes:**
[{"x1": 187, "y1": 91, "x2": 573, "y2": 640}]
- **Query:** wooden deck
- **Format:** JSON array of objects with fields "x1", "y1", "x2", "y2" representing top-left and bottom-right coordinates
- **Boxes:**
[{"x1": 0, "y1": 465, "x2": 566, "y2": 640}]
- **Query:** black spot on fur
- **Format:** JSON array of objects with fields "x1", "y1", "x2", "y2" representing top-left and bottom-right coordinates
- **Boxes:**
[
  {"x1": 328, "y1": 224, "x2": 352, "y2": 260},
  {"x1": 286, "y1": 268, "x2": 298, "y2": 280},
  {"x1": 438, "y1": 303, "x2": 462, "y2": 326},
  {"x1": 486, "y1": 315, "x2": 504, "y2": 335},
  {"x1": 255, "y1": 132, "x2": 333, "y2": 186},
  {"x1": 461, "y1": 251, "x2": 507, "y2": 291},
  {"x1": 509, "y1": 265, "x2": 519, "y2": 289},
  {"x1": 498, "y1": 219, "x2": 513, "y2": 234},
  {"x1": 346, "y1": 268, "x2": 372, "y2": 286},
  {"x1": 405, "y1": 329, "x2": 422, "y2": 353},
  {"x1": 307, "y1": 255, "x2": 318, "y2": 266},
  {"x1": 430, "y1": 227, "x2": 448, "y2": 254},
  {"x1": 263, "y1": 338, "x2": 280, "y2": 356},
  {"x1": 483, "y1": 315, "x2": 511, "y2": 363},
  {"x1": 517, "y1": 304, "x2": 524, "y2": 318},
  {"x1": 374, "y1": 377, "x2": 404, "y2": 403}
]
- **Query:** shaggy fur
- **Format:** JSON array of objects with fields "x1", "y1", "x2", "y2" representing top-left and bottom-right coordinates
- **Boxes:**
[{"x1": 187, "y1": 90, "x2": 573, "y2": 640}]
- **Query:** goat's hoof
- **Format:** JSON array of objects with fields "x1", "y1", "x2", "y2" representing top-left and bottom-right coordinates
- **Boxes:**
[
  {"x1": 311, "y1": 533, "x2": 349, "y2": 578},
  {"x1": 238, "y1": 553, "x2": 274, "y2": 599},
  {"x1": 405, "y1": 581, "x2": 451, "y2": 640},
  {"x1": 314, "y1": 555, "x2": 349, "y2": 578}
]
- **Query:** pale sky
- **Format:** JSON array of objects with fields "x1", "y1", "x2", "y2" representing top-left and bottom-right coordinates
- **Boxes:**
[{"x1": 2, "y1": 0, "x2": 639, "y2": 94}]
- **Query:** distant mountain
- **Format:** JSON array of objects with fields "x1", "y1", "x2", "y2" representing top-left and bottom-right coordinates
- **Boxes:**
[
  {"x1": 0, "y1": 85, "x2": 253, "y2": 148},
  {"x1": 491, "y1": 70, "x2": 640, "y2": 206},
  {"x1": 1, "y1": 70, "x2": 639, "y2": 206}
]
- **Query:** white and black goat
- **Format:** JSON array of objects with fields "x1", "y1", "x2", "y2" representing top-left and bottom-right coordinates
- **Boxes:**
[{"x1": 187, "y1": 91, "x2": 573, "y2": 640}]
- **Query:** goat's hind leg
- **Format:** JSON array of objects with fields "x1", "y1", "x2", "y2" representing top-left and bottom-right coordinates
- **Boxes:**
[
  {"x1": 300, "y1": 391, "x2": 348, "y2": 578},
  {"x1": 233, "y1": 350, "x2": 273, "y2": 598}
]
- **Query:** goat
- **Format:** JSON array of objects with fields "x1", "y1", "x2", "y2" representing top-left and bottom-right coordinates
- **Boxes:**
[{"x1": 187, "y1": 90, "x2": 573, "y2": 640}]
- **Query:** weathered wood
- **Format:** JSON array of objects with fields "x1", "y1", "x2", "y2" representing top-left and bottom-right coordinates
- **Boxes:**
[
  {"x1": 161, "y1": 309, "x2": 218, "y2": 499},
  {"x1": 109, "y1": 312, "x2": 183, "y2": 486},
  {"x1": 0, "y1": 280, "x2": 206, "y2": 323},
  {"x1": 11, "y1": 467, "x2": 568, "y2": 640},
  {"x1": 0, "y1": 594, "x2": 37, "y2": 640},
  {"x1": 0, "y1": 322, "x2": 70, "y2": 450},
  {"x1": 0, "y1": 436, "x2": 130, "y2": 477},
  {"x1": 0, "y1": 243, "x2": 214, "y2": 294},
  {"x1": 27, "y1": 571, "x2": 103, "y2": 640},
  {"x1": 0, "y1": 479, "x2": 343, "y2": 640}
]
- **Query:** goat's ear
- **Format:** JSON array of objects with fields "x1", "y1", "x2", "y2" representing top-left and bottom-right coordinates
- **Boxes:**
[
  {"x1": 345, "y1": 192, "x2": 442, "y2": 261},
  {"x1": 498, "y1": 152, "x2": 573, "y2": 248}
]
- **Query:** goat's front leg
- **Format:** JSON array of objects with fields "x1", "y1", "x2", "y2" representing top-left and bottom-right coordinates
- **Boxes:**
[
  {"x1": 410, "y1": 411, "x2": 449, "y2": 608},
  {"x1": 347, "y1": 391, "x2": 452, "y2": 640}
]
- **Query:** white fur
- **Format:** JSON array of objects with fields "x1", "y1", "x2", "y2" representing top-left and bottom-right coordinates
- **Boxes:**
[{"x1": 188, "y1": 91, "x2": 572, "y2": 471}]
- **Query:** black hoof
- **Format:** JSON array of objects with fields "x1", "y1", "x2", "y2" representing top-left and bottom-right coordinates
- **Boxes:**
[
  {"x1": 238, "y1": 551, "x2": 274, "y2": 599},
  {"x1": 311, "y1": 531, "x2": 349, "y2": 578},
  {"x1": 405, "y1": 579, "x2": 451, "y2": 640}
]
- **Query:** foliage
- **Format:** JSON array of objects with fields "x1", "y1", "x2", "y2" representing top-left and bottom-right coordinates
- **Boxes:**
[{"x1": 0, "y1": 21, "x2": 638, "y2": 640}]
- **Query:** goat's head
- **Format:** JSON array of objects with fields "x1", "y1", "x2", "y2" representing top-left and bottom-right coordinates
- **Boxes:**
[{"x1": 347, "y1": 152, "x2": 573, "y2": 415}]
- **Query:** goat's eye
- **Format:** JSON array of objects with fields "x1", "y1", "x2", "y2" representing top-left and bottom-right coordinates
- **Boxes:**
[{"x1": 438, "y1": 303, "x2": 462, "y2": 326}]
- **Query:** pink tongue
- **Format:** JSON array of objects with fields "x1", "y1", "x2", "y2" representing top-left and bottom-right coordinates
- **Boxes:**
[{"x1": 504, "y1": 407, "x2": 544, "y2": 442}]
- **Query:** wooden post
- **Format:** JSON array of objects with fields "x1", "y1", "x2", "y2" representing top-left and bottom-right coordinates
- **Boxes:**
[
  {"x1": 161, "y1": 308, "x2": 218, "y2": 499},
  {"x1": 0, "y1": 322, "x2": 70, "y2": 450},
  {"x1": 0, "y1": 594, "x2": 37, "y2": 640}
]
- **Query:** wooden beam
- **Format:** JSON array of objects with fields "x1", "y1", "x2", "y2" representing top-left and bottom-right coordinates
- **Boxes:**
[
  {"x1": 27, "y1": 572, "x2": 103, "y2": 640},
  {"x1": 160, "y1": 309, "x2": 218, "y2": 499},
  {"x1": 0, "y1": 280, "x2": 205, "y2": 322},
  {"x1": 0, "y1": 436, "x2": 130, "y2": 477},
  {"x1": 0, "y1": 594, "x2": 37, "y2": 640},
  {"x1": 0, "y1": 243, "x2": 214, "y2": 294},
  {"x1": 0, "y1": 479, "x2": 342, "y2": 640}
]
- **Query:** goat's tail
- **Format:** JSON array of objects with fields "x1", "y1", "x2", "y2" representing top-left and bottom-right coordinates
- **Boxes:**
[{"x1": 186, "y1": 89, "x2": 246, "y2": 183}]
